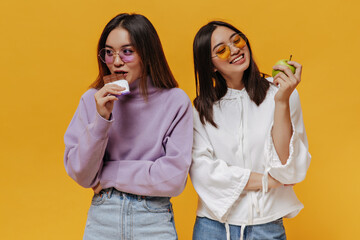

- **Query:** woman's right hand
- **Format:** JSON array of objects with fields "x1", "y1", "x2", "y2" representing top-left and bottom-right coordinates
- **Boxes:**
[
  {"x1": 94, "y1": 84, "x2": 125, "y2": 120},
  {"x1": 92, "y1": 182, "x2": 102, "y2": 194},
  {"x1": 268, "y1": 174, "x2": 283, "y2": 189},
  {"x1": 245, "y1": 172, "x2": 292, "y2": 190},
  {"x1": 268, "y1": 175, "x2": 296, "y2": 188}
]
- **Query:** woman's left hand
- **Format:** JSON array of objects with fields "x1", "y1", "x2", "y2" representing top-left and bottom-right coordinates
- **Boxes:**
[{"x1": 273, "y1": 61, "x2": 302, "y2": 103}]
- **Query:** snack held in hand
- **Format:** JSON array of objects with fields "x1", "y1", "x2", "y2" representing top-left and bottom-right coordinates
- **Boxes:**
[
  {"x1": 272, "y1": 55, "x2": 296, "y2": 77},
  {"x1": 103, "y1": 73, "x2": 130, "y2": 95}
]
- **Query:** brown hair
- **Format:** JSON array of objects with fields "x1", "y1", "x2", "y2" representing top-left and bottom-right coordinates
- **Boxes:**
[{"x1": 90, "y1": 13, "x2": 178, "y2": 97}]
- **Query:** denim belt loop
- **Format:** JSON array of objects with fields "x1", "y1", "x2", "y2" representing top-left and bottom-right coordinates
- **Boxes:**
[{"x1": 106, "y1": 188, "x2": 114, "y2": 199}]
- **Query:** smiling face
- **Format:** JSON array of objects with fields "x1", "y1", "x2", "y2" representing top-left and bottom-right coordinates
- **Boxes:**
[
  {"x1": 211, "y1": 26, "x2": 250, "y2": 89},
  {"x1": 104, "y1": 27, "x2": 143, "y2": 84}
]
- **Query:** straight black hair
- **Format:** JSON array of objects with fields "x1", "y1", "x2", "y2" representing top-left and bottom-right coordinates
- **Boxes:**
[
  {"x1": 193, "y1": 21, "x2": 270, "y2": 127},
  {"x1": 90, "y1": 13, "x2": 178, "y2": 97}
]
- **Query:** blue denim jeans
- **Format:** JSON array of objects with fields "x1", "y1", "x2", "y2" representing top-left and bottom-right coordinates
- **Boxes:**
[
  {"x1": 193, "y1": 216, "x2": 286, "y2": 240},
  {"x1": 83, "y1": 188, "x2": 177, "y2": 240}
]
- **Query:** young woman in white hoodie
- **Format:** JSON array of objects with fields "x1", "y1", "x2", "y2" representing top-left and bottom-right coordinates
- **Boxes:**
[{"x1": 190, "y1": 21, "x2": 311, "y2": 240}]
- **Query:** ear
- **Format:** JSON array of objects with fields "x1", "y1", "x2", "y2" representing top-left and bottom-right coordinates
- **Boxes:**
[{"x1": 213, "y1": 68, "x2": 217, "y2": 73}]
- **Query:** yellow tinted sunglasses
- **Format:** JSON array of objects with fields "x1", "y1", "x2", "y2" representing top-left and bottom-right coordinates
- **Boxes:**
[{"x1": 212, "y1": 34, "x2": 247, "y2": 60}]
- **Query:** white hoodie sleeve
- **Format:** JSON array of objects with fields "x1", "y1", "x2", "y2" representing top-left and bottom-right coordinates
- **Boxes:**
[
  {"x1": 190, "y1": 108, "x2": 251, "y2": 221},
  {"x1": 267, "y1": 89, "x2": 311, "y2": 184}
]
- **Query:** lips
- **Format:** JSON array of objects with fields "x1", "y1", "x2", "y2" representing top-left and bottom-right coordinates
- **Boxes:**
[
  {"x1": 230, "y1": 54, "x2": 245, "y2": 64},
  {"x1": 114, "y1": 70, "x2": 128, "y2": 78}
]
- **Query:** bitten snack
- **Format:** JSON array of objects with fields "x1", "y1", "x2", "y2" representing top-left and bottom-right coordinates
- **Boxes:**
[{"x1": 103, "y1": 73, "x2": 130, "y2": 95}]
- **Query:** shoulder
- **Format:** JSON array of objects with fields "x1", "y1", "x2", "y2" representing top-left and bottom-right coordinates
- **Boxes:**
[
  {"x1": 155, "y1": 88, "x2": 193, "y2": 121},
  {"x1": 77, "y1": 88, "x2": 97, "y2": 108},
  {"x1": 264, "y1": 77, "x2": 278, "y2": 96},
  {"x1": 192, "y1": 106, "x2": 202, "y2": 127},
  {"x1": 265, "y1": 77, "x2": 300, "y2": 99},
  {"x1": 266, "y1": 76, "x2": 274, "y2": 84},
  {"x1": 81, "y1": 88, "x2": 97, "y2": 101},
  {"x1": 264, "y1": 77, "x2": 302, "y2": 110},
  {"x1": 192, "y1": 106, "x2": 201, "y2": 120},
  {"x1": 161, "y1": 87, "x2": 192, "y2": 106},
  {"x1": 192, "y1": 106, "x2": 210, "y2": 129},
  {"x1": 166, "y1": 88, "x2": 190, "y2": 100}
]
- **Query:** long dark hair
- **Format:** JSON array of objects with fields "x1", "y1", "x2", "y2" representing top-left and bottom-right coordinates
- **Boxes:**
[
  {"x1": 193, "y1": 21, "x2": 270, "y2": 127},
  {"x1": 90, "y1": 13, "x2": 178, "y2": 97}
]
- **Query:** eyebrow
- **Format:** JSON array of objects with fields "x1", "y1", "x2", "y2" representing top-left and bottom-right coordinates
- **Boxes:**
[
  {"x1": 105, "y1": 44, "x2": 133, "y2": 49},
  {"x1": 212, "y1": 33, "x2": 239, "y2": 51}
]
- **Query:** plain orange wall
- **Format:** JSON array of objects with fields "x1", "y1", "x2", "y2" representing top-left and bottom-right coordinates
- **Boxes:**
[{"x1": 1, "y1": 0, "x2": 359, "y2": 239}]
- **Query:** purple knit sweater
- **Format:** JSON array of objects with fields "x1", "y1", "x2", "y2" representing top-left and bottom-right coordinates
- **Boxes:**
[{"x1": 64, "y1": 78, "x2": 193, "y2": 197}]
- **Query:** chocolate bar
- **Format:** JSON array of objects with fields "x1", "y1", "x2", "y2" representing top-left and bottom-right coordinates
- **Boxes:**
[{"x1": 103, "y1": 73, "x2": 125, "y2": 84}]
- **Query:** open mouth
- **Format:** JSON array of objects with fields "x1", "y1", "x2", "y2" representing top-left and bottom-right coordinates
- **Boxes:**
[
  {"x1": 114, "y1": 70, "x2": 128, "y2": 78},
  {"x1": 230, "y1": 54, "x2": 244, "y2": 64}
]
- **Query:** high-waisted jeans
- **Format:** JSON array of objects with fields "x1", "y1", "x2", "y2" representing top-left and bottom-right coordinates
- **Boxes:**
[{"x1": 83, "y1": 188, "x2": 177, "y2": 240}]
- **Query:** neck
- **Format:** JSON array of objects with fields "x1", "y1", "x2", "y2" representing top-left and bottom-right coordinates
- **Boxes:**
[
  {"x1": 125, "y1": 76, "x2": 158, "y2": 98},
  {"x1": 224, "y1": 72, "x2": 244, "y2": 90}
]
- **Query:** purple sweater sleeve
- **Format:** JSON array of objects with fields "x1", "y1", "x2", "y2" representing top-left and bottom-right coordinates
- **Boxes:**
[
  {"x1": 101, "y1": 97, "x2": 193, "y2": 197},
  {"x1": 64, "y1": 91, "x2": 112, "y2": 188}
]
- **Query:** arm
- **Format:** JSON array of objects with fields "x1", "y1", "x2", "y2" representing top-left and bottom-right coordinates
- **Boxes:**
[
  {"x1": 99, "y1": 97, "x2": 194, "y2": 197},
  {"x1": 272, "y1": 101, "x2": 292, "y2": 163},
  {"x1": 267, "y1": 89, "x2": 311, "y2": 184},
  {"x1": 64, "y1": 85, "x2": 123, "y2": 188},
  {"x1": 271, "y1": 61, "x2": 302, "y2": 164},
  {"x1": 245, "y1": 172, "x2": 283, "y2": 190},
  {"x1": 64, "y1": 95, "x2": 112, "y2": 188}
]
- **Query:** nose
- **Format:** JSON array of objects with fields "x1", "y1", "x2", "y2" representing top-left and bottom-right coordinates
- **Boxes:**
[
  {"x1": 229, "y1": 44, "x2": 240, "y2": 55},
  {"x1": 113, "y1": 53, "x2": 124, "y2": 66}
]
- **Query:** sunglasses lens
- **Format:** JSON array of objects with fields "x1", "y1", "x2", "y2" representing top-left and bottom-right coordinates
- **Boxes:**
[
  {"x1": 216, "y1": 45, "x2": 230, "y2": 59},
  {"x1": 119, "y1": 49, "x2": 135, "y2": 63},
  {"x1": 233, "y1": 35, "x2": 246, "y2": 49},
  {"x1": 99, "y1": 48, "x2": 114, "y2": 64}
]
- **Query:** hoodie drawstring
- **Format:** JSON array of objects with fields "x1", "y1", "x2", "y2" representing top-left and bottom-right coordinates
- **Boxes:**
[
  {"x1": 225, "y1": 222, "x2": 247, "y2": 240},
  {"x1": 225, "y1": 223, "x2": 230, "y2": 240}
]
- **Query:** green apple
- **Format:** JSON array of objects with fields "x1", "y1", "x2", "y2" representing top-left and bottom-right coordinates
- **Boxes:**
[{"x1": 272, "y1": 59, "x2": 296, "y2": 77}]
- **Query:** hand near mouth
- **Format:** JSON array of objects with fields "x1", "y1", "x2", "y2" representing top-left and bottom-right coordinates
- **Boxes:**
[{"x1": 94, "y1": 83, "x2": 125, "y2": 120}]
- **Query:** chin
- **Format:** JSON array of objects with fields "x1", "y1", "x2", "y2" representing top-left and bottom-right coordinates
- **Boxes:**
[
  {"x1": 239, "y1": 62, "x2": 250, "y2": 72},
  {"x1": 126, "y1": 77, "x2": 140, "y2": 85}
]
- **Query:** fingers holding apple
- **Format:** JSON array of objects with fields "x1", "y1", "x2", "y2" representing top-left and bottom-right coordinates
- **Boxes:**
[
  {"x1": 287, "y1": 60, "x2": 302, "y2": 80},
  {"x1": 272, "y1": 59, "x2": 296, "y2": 78},
  {"x1": 275, "y1": 60, "x2": 302, "y2": 86},
  {"x1": 272, "y1": 59, "x2": 302, "y2": 102},
  {"x1": 273, "y1": 74, "x2": 297, "y2": 102},
  {"x1": 272, "y1": 59, "x2": 302, "y2": 83}
]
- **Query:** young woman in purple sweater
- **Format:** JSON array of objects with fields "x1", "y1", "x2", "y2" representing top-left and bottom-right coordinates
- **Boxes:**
[{"x1": 64, "y1": 13, "x2": 193, "y2": 240}]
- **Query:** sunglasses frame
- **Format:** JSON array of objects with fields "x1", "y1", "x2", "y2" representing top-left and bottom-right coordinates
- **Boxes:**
[
  {"x1": 212, "y1": 33, "x2": 247, "y2": 60},
  {"x1": 98, "y1": 47, "x2": 135, "y2": 64}
]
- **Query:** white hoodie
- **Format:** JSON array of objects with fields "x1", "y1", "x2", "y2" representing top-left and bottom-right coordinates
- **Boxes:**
[{"x1": 190, "y1": 81, "x2": 311, "y2": 240}]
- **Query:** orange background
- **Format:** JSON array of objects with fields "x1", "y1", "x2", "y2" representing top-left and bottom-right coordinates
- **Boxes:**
[{"x1": 1, "y1": 0, "x2": 359, "y2": 239}]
